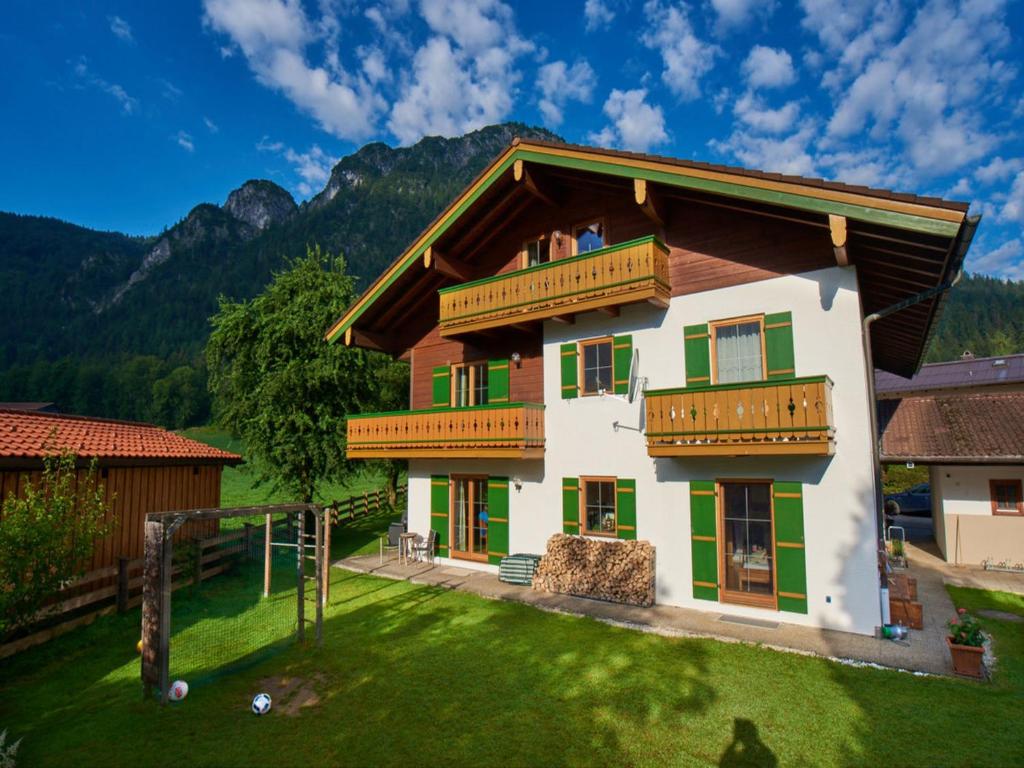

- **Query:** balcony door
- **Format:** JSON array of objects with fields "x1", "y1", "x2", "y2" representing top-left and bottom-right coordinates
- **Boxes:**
[
  {"x1": 452, "y1": 361, "x2": 488, "y2": 407},
  {"x1": 452, "y1": 476, "x2": 489, "y2": 561},
  {"x1": 719, "y1": 481, "x2": 776, "y2": 608}
]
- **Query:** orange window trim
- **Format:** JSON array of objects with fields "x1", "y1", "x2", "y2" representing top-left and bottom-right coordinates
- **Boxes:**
[
  {"x1": 580, "y1": 475, "x2": 618, "y2": 537},
  {"x1": 990, "y1": 478, "x2": 1024, "y2": 515},
  {"x1": 709, "y1": 314, "x2": 768, "y2": 385},
  {"x1": 578, "y1": 336, "x2": 615, "y2": 397}
]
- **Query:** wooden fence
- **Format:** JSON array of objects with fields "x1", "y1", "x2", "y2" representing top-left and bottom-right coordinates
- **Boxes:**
[{"x1": 0, "y1": 484, "x2": 407, "y2": 659}]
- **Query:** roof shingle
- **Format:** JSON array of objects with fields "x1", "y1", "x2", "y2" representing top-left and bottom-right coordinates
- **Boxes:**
[
  {"x1": 878, "y1": 392, "x2": 1024, "y2": 463},
  {"x1": 0, "y1": 410, "x2": 242, "y2": 465}
]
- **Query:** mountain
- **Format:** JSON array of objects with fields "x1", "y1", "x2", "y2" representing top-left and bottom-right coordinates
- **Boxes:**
[{"x1": 0, "y1": 122, "x2": 559, "y2": 425}]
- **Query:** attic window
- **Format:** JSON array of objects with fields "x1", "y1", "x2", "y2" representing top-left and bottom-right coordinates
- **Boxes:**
[
  {"x1": 993, "y1": 359, "x2": 1007, "y2": 367},
  {"x1": 573, "y1": 221, "x2": 605, "y2": 254},
  {"x1": 524, "y1": 236, "x2": 550, "y2": 268}
]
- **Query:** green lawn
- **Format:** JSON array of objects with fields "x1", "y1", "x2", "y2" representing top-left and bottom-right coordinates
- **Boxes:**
[
  {"x1": 179, "y1": 426, "x2": 399, "y2": 509},
  {"x1": 3, "y1": 500, "x2": 1023, "y2": 768}
]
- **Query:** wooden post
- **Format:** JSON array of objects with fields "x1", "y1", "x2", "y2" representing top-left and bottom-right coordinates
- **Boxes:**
[
  {"x1": 141, "y1": 520, "x2": 163, "y2": 700},
  {"x1": 323, "y1": 508, "x2": 332, "y2": 607},
  {"x1": 296, "y1": 510, "x2": 305, "y2": 643},
  {"x1": 315, "y1": 510, "x2": 323, "y2": 646},
  {"x1": 117, "y1": 556, "x2": 129, "y2": 614},
  {"x1": 263, "y1": 512, "x2": 272, "y2": 597}
]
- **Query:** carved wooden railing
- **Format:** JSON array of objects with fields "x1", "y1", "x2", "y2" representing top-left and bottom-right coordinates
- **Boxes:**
[
  {"x1": 438, "y1": 235, "x2": 671, "y2": 335},
  {"x1": 645, "y1": 376, "x2": 835, "y2": 457},
  {"x1": 346, "y1": 403, "x2": 545, "y2": 459}
]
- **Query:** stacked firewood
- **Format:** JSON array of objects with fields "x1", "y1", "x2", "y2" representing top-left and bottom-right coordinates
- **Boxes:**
[{"x1": 532, "y1": 533, "x2": 656, "y2": 607}]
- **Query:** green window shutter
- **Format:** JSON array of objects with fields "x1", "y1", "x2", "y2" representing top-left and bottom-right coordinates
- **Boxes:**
[
  {"x1": 430, "y1": 475, "x2": 450, "y2": 557},
  {"x1": 616, "y1": 478, "x2": 636, "y2": 540},
  {"x1": 487, "y1": 477, "x2": 510, "y2": 565},
  {"x1": 612, "y1": 335, "x2": 633, "y2": 395},
  {"x1": 562, "y1": 477, "x2": 580, "y2": 533},
  {"x1": 684, "y1": 324, "x2": 711, "y2": 387},
  {"x1": 690, "y1": 481, "x2": 718, "y2": 601},
  {"x1": 560, "y1": 343, "x2": 578, "y2": 399},
  {"x1": 488, "y1": 359, "x2": 510, "y2": 403},
  {"x1": 774, "y1": 481, "x2": 807, "y2": 614},
  {"x1": 432, "y1": 366, "x2": 451, "y2": 407},
  {"x1": 765, "y1": 312, "x2": 796, "y2": 380}
]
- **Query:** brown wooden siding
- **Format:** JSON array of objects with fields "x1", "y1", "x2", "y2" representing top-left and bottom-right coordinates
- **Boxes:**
[{"x1": 0, "y1": 464, "x2": 223, "y2": 572}]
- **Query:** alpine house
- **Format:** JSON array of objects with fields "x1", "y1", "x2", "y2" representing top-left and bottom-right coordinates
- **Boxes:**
[{"x1": 326, "y1": 138, "x2": 977, "y2": 635}]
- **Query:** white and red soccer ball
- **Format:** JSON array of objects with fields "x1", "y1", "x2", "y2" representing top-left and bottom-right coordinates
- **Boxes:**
[{"x1": 168, "y1": 680, "x2": 188, "y2": 702}]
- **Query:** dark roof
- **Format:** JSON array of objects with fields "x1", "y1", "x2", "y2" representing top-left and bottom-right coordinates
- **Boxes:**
[
  {"x1": 878, "y1": 392, "x2": 1024, "y2": 464},
  {"x1": 0, "y1": 402, "x2": 58, "y2": 413},
  {"x1": 0, "y1": 409, "x2": 242, "y2": 465},
  {"x1": 876, "y1": 353, "x2": 1024, "y2": 397},
  {"x1": 523, "y1": 138, "x2": 970, "y2": 213}
]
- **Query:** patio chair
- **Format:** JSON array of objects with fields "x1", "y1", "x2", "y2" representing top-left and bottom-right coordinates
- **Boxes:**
[
  {"x1": 410, "y1": 529, "x2": 437, "y2": 565},
  {"x1": 379, "y1": 521, "x2": 404, "y2": 565}
]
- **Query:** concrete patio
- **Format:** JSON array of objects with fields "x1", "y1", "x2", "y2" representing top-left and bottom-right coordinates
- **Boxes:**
[{"x1": 336, "y1": 541, "x2": 977, "y2": 677}]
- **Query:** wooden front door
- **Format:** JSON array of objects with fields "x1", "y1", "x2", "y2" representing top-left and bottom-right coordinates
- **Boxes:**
[
  {"x1": 451, "y1": 476, "x2": 489, "y2": 561},
  {"x1": 719, "y1": 481, "x2": 777, "y2": 608}
]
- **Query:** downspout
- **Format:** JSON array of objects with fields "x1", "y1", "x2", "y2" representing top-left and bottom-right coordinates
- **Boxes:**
[{"x1": 860, "y1": 214, "x2": 979, "y2": 628}]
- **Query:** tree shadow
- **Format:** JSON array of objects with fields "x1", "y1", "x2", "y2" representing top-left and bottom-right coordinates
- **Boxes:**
[{"x1": 719, "y1": 718, "x2": 777, "y2": 767}]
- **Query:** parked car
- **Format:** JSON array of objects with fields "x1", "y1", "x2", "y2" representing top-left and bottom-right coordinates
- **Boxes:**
[{"x1": 884, "y1": 483, "x2": 932, "y2": 517}]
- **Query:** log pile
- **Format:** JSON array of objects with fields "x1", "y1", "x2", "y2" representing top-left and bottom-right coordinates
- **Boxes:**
[{"x1": 532, "y1": 534, "x2": 656, "y2": 607}]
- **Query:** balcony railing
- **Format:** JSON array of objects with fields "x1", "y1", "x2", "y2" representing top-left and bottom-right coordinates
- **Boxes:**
[
  {"x1": 346, "y1": 403, "x2": 545, "y2": 459},
  {"x1": 645, "y1": 376, "x2": 835, "y2": 457},
  {"x1": 438, "y1": 235, "x2": 671, "y2": 336}
]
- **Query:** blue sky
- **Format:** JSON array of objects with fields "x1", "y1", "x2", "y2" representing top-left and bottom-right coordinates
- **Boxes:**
[{"x1": 1, "y1": 0, "x2": 1022, "y2": 279}]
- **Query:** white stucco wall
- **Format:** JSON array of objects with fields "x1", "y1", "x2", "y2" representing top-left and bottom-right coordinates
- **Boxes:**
[
  {"x1": 931, "y1": 464, "x2": 1024, "y2": 565},
  {"x1": 407, "y1": 265, "x2": 882, "y2": 635}
]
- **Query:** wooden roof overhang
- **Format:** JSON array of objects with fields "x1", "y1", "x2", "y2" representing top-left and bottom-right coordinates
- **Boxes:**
[{"x1": 326, "y1": 138, "x2": 975, "y2": 376}]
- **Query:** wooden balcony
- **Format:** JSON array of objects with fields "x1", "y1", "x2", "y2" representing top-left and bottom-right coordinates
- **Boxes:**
[
  {"x1": 346, "y1": 403, "x2": 545, "y2": 459},
  {"x1": 645, "y1": 376, "x2": 835, "y2": 457},
  {"x1": 438, "y1": 235, "x2": 671, "y2": 336}
]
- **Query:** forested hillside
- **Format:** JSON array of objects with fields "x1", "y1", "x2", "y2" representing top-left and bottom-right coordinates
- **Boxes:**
[{"x1": 0, "y1": 122, "x2": 1020, "y2": 426}]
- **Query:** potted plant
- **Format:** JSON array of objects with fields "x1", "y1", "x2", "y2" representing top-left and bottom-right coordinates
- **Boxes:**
[{"x1": 947, "y1": 608, "x2": 985, "y2": 678}]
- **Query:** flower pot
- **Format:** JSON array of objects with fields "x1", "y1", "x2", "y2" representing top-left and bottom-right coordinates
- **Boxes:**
[{"x1": 946, "y1": 636, "x2": 985, "y2": 678}]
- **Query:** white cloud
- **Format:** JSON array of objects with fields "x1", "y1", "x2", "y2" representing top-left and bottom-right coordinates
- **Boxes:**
[
  {"x1": 967, "y1": 238, "x2": 1024, "y2": 280},
  {"x1": 742, "y1": 46, "x2": 796, "y2": 89},
  {"x1": 158, "y1": 78, "x2": 183, "y2": 100},
  {"x1": 109, "y1": 15, "x2": 134, "y2": 43},
  {"x1": 710, "y1": 0, "x2": 776, "y2": 32},
  {"x1": 709, "y1": 123, "x2": 817, "y2": 176},
  {"x1": 175, "y1": 131, "x2": 195, "y2": 152},
  {"x1": 947, "y1": 177, "x2": 971, "y2": 196},
  {"x1": 975, "y1": 157, "x2": 1024, "y2": 186},
  {"x1": 202, "y1": 0, "x2": 386, "y2": 141},
  {"x1": 999, "y1": 171, "x2": 1024, "y2": 224},
  {"x1": 536, "y1": 59, "x2": 596, "y2": 127},
  {"x1": 588, "y1": 88, "x2": 668, "y2": 152},
  {"x1": 641, "y1": 0, "x2": 719, "y2": 101},
  {"x1": 733, "y1": 92, "x2": 800, "y2": 134},
  {"x1": 72, "y1": 57, "x2": 138, "y2": 114},
  {"x1": 584, "y1": 0, "x2": 616, "y2": 30},
  {"x1": 204, "y1": 116, "x2": 220, "y2": 133},
  {"x1": 388, "y1": 0, "x2": 532, "y2": 145},
  {"x1": 257, "y1": 137, "x2": 339, "y2": 197}
]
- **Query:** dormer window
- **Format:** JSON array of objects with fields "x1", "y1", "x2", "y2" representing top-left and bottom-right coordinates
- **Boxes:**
[{"x1": 573, "y1": 220, "x2": 605, "y2": 254}]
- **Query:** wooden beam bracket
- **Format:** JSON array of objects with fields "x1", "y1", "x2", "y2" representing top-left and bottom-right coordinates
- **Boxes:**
[
  {"x1": 829, "y1": 214, "x2": 849, "y2": 266},
  {"x1": 514, "y1": 159, "x2": 558, "y2": 207},
  {"x1": 634, "y1": 178, "x2": 666, "y2": 228}
]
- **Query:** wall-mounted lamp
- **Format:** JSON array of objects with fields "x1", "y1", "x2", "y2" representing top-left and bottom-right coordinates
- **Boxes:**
[
  {"x1": 511, "y1": 352, "x2": 522, "y2": 368},
  {"x1": 512, "y1": 476, "x2": 523, "y2": 491}
]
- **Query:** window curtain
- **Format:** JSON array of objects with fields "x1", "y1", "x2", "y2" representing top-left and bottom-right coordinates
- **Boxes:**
[{"x1": 716, "y1": 322, "x2": 763, "y2": 383}]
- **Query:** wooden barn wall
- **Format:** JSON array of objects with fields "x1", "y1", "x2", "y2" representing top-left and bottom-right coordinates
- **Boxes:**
[{"x1": 0, "y1": 464, "x2": 223, "y2": 571}]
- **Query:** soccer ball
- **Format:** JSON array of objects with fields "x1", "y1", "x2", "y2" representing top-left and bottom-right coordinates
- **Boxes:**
[
  {"x1": 168, "y1": 680, "x2": 188, "y2": 702},
  {"x1": 251, "y1": 693, "x2": 272, "y2": 716}
]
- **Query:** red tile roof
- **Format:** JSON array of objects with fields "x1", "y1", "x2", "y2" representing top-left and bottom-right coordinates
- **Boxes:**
[
  {"x1": 879, "y1": 393, "x2": 1024, "y2": 463},
  {"x1": 0, "y1": 410, "x2": 242, "y2": 465}
]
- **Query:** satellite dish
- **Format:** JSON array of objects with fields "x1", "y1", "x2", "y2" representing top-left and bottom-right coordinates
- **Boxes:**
[{"x1": 627, "y1": 348, "x2": 641, "y2": 403}]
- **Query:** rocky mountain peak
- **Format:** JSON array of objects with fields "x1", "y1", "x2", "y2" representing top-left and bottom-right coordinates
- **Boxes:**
[{"x1": 224, "y1": 179, "x2": 297, "y2": 231}]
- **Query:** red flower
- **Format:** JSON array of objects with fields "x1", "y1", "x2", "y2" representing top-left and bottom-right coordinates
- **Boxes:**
[
  {"x1": 950, "y1": 619, "x2": 959, "y2": 626},
  {"x1": 957, "y1": 607, "x2": 966, "y2": 615}
]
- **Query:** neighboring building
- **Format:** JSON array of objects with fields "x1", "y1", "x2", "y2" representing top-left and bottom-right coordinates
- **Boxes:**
[
  {"x1": 0, "y1": 402, "x2": 59, "y2": 413},
  {"x1": 0, "y1": 409, "x2": 242, "y2": 570},
  {"x1": 876, "y1": 352, "x2": 1024, "y2": 399},
  {"x1": 879, "y1": 391, "x2": 1024, "y2": 566},
  {"x1": 328, "y1": 138, "x2": 975, "y2": 636}
]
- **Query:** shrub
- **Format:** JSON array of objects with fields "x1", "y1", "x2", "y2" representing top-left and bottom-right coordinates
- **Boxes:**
[{"x1": 947, "y1": 608, "x2": 985, "y2": 647}]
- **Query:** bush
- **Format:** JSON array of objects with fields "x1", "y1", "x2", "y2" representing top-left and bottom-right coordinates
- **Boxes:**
[{"x1": 948, "y1": 608, "x2": 985, "y2": 647}]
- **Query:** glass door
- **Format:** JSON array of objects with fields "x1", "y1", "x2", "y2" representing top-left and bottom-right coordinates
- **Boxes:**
[
  {"x1": 720, "y1": 482, "x2": 775, "y2": 607},
  {"x1": 452, "y1": 476, "x2": 488, "y2": 561}
]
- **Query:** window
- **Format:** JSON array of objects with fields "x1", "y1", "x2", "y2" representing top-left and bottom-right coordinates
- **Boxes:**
[
  {"x1": 452, "y1": 476, "x2": 489, "y2": 560},
  {"x1": 582, "y1": 478, "x2": 617, "y2": 535},
  {"x1": 452, "y1": 362, "x2": 488, "y2": 407},
  {"x1": 524, "y1": 236, "x2": 550, "y2": 268},
  {"x1": 712, "y1": 317, "x2": 766, "y2": 384},
  {"x1": 580, "y1": 338, "x2": 613, "y2": 395},
  {"x1": 990, "y1": 479, "x2": 1023, "y2": 515},
  {"x1": 720, "y1": 481, "x2": 775, "y2": 607},
  {"x1": 573, "y1": 220, "x2": 605, "y2": 254}
]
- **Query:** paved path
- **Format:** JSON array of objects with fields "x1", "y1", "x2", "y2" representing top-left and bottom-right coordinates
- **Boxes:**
[
  {"x1": 336, "y1": 553, "x2": 954, "y2": 676},
  {"x1": 908, "y1": 541, "x2": 1024, "y2": 595}
]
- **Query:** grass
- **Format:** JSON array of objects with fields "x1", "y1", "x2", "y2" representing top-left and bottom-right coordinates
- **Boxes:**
[
  {"x1": 2, "y1": 511, "x2": 1023, "y2": 767},
  {"x1": 179, "y1": 426, "x2": 400, "y2": 517}
]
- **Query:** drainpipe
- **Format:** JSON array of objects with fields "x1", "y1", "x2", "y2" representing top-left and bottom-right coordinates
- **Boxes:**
[{"x1": 860, "y1": 214, "x2": 979, "y2": 628}]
